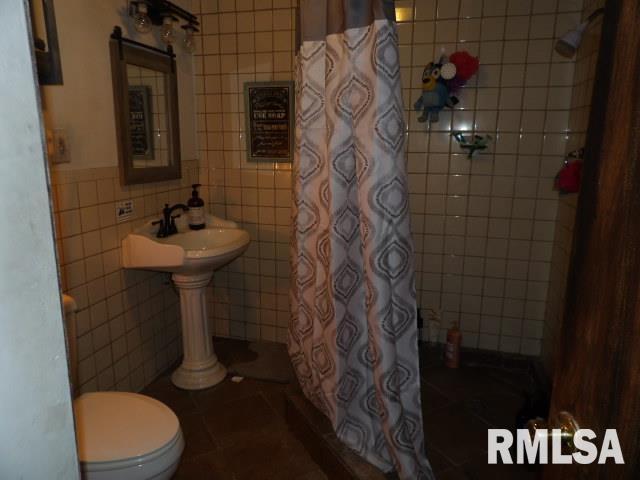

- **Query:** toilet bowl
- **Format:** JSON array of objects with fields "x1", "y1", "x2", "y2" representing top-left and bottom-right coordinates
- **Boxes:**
[
  {"x1": 62, "y1": 295, "x2": 184, "y2": 479},
  {"x1": 74, "y1": 392, "x2": 183, "y2": 479}
]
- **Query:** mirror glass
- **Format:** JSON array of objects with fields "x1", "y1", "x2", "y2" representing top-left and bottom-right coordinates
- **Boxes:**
[{"x1": 126, "y1": 65, "x2": 170, "y2": 169}]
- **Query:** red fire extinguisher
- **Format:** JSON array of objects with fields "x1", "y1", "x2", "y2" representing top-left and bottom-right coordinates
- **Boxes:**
[{"x1": 445, "y1": 321, "x2": 462, "y2": 368}]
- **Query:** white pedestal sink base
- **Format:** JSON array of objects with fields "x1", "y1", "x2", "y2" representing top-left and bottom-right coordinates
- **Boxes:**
[
  {"x1": 171, "y1": 356, "x2": 227, "y2": 390},
  {"x1": 171, "y1": 272, "x2": 227, "y2": 390}
]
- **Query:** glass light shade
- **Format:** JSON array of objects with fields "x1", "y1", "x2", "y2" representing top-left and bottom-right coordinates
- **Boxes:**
[
  {"x1": 161, "y1": 16, "x2": 176, "y2": 45},
  {"x1": 183, "y1": 26, "x2": 197, "y2": 53},
  {"x1": 132, "y1": 2, "x2": 152, "y2": 34}
]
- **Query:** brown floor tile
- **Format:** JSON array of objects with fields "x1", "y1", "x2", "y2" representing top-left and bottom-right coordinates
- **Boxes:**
[
  {"x1": 142, "y1": 374, "x2": 200, "y2": 416},
  {"x1": 222, "y1": 428, "x2": 319, "y2": 480},
  {"x1": 421, "y1": 383, "x2": 454, "y2": 413},
  {"x1": 172, "y1": 449, "x2": 234, "y2": 479},
  {"x1": 192, "y1": 376, "x2": 270, "y2": 412},
  {"x1": 228, "y1": 340, "x2": 295, "y2": 383},
  {"x1": 425, "y1": 447, "x2": 456, "y2": 474},
  {"x1": 423, "y1": 403, "x2": 491, "y2": 466},
  {"x1": 259, "y1": 382, "x2": 289, "y2": 420},
  {"x1": 323, "y1": 435, "x2": 390, "y2": 479},
  {"x1": 422, "y1": 365, "x2": 518, "y2": 403},
  {"x1": 460, "y1": 452, "x2": 540, "y2": 480},
  {"x1": 462, "y1": 389, "x2": 523, "y2": 429},
  {"x1": 213, "y1": 337, "x2": 252, "y2": 365},
  {"x1": 203, "y1": 393, "x2": 288, "y2": 449},
  {"x1": 286, "y1": 392, "x2": 334, "y2": 436},
  {"x1": 419, "y1": 343, "x2": 445, "y2": 371},
  {"x1": 484, "y1": 368, "x2": 533, "y2": 393},
  {"x1": 437, "y1": 466, "x2": 472, "y2": 479},
  {"x1": 295, "y1": 469, "x2": 328, "y2": 480},
  {"x1": 179, "y1": 412, "x2": 218, "y2": 460}
]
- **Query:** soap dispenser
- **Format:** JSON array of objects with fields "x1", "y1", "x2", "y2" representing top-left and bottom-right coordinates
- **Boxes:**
[{"x1": 187, "y1": 184, "x2": 205, "y2": 230}]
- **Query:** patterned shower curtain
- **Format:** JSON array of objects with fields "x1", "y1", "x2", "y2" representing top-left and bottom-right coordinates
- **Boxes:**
[{"x1": 288, "y1": 1, "x2": 434, "y2": 479}]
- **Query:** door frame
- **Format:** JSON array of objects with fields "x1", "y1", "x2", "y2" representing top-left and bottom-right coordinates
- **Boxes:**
[
  {"x1": 0, "y1": 0, "x2": 79, "y2": 478},
  {"x1": 547, "y1": 0, "x2": 640, "y2": 477}
]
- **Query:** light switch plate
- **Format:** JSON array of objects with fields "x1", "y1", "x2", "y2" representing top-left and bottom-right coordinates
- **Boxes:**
[
  {"x1": 116, "y1": 200, "x2": 134, "y2": 223},
  {"x1": 50, "y1": 129, "x2": 70, "y2": 163}
]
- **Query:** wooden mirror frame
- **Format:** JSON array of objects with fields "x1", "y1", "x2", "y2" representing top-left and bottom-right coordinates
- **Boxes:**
[{"x1": 109, "y1": 27, "x2": 181, "y2": 185}]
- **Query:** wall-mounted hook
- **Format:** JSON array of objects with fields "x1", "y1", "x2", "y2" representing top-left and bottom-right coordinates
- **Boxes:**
[{"x1": 451, "y1": 131, "x2": 492, "y2": 158}]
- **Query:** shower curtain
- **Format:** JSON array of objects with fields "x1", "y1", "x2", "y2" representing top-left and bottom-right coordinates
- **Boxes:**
[{"x1": 288, "y1": 1, "x2": 434, "y2": 478}]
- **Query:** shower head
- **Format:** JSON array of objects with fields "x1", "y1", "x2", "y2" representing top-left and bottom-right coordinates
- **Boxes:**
[
  {"x1": 554, "y1": 7, "x2": 604, "y2": 58},
  {"x1": 555, "y1": 21, "x2": 589, "y2": 58}
]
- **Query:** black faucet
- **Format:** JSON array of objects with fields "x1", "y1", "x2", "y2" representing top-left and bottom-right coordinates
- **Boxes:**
[{"x1": 152, "y1": 203, "x2": 189, "y2": 238}]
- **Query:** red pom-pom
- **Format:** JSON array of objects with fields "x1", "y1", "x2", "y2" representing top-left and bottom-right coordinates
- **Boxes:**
[{"x1": 449, "y1": 51, "x2": 479, "y2": 81}]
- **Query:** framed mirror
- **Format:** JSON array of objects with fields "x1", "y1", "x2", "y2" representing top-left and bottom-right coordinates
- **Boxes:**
[{"x1": 109, "y1": 26, "x2": 181, "y2": 185}]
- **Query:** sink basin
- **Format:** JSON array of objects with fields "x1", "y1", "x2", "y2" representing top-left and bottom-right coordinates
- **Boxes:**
[
  {"x1": 122, "y1": 215, "x2": 250, "y2": 275},
  {"x1": 121, "y1": 214, "x2": 250, "y2": 390}
]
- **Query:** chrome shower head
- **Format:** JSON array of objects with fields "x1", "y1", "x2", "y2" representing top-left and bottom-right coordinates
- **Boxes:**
[
  {"x1": 554, "y1": 7, "x2": 604, "y2": 59},
  {"x1": 555, "y1": 21, "x2": 589, "y2": 58}
]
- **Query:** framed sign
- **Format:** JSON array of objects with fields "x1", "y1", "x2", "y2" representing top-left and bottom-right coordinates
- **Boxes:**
[
  {"x1": 243, "y1": 81, "x2": 294, "y2": 162},
  {"x1": 128, "y1": 86, "x2": 154, "y2": 160}
]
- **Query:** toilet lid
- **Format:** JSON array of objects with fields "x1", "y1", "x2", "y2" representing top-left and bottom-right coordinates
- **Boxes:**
[{"x1": 74, "y1": 392, "x2": 180, "y2": 463}]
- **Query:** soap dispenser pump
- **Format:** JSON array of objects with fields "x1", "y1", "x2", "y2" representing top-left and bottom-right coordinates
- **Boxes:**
[{"x1": 187, "y1": 184, "x2": 205, "y2": 230}]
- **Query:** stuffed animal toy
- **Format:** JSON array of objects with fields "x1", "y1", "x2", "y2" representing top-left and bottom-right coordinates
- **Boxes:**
[
  {"x1": 446, "y1": 51, "x2": 480, "y2": 93},
  {"x1": 414, "y1": 51, "x2": 479, "y2": 124},
  {"x1": 414, "y1": 58, "x2": 456, "y2": 123}
]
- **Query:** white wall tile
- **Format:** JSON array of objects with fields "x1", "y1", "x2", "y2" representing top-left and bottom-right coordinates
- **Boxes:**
[{"x1": 190, "y1": 0, "x2": 585, "y2": 356}]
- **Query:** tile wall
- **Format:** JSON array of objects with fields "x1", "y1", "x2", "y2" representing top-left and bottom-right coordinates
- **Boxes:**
[
  {"x1": 542, "y1": 0, "x2": 603, "y2": 372},
  {"x1": 193, "y1": 0, "x2": 296, "y2": 343},
  {"x1": 193, "y1": 0, "x2": 585, "y2": 356},
  {"x1": 398, "y1": 0, "x2": 585, "y2": 356},
  {"x1": 51, "y1": 162, "x2": 199, "y2": 393}
]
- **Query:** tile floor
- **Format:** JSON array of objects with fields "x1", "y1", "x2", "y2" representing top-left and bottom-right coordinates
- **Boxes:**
[
  {"x1": 418, "y1": 346, "x2": 540, "y2": 479},
  {"x1": 141, "y1": 338, "x2": 540, "y2": 479},
  {"x1": 142, "y1": 343, "x2": 325, "y2": 479}
]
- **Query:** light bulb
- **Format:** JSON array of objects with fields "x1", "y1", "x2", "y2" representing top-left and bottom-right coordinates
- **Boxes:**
[
  {"x1": 132, "y1": 2, "x2": 152, "y2": 34},
  {"x1": 182, "y1": 24, "x2": 198, "y2": 53},
  {"x1": 161, "y1": 16, "x2": 176, "y2": 45}
]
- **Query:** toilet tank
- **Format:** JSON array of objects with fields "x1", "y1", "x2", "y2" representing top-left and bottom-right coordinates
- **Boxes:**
[{"x1": 61, "y1": 294, "x2": 79, "y2": 394}]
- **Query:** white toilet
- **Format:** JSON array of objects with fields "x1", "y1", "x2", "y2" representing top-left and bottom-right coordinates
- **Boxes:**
[{"x1": 62, "y1": 294, "x2": 184, "y2": 479}]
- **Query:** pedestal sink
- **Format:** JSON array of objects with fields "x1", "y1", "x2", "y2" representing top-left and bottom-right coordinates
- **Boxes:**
[{"x1": 122, "y1": 214, "x2": 250, "y2": 390}]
